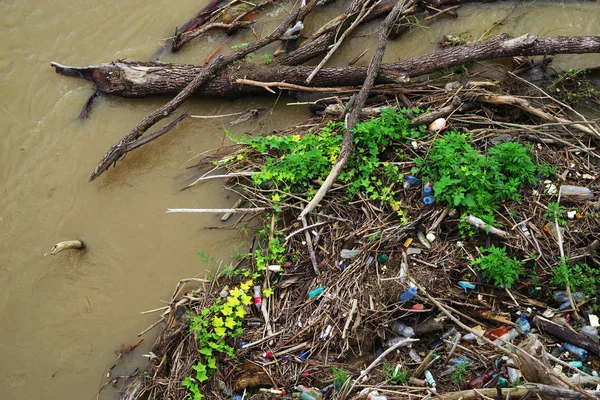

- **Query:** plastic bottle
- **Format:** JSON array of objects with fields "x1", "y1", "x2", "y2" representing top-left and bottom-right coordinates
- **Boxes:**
[
  {"x1": 308, "y1": 286, "x2": 326, "y2": 298},
  {"x1": 580, "y1": 325, "x2": 599, "y2": 342},
  {"x1": 563, "y1": 342, "x2": 588, "y2": 359},
  {"x1": 320, "y1": 325, "x2": 333, "y2": 341},
  {"x1": 493, "y1": 328, "x2": 520, "y2": 345},
  {"x1": 377, "y1": 254, "x2": 389, "y2": 264},
  {"x1": 560, "y1": 185, "x2": 594, "y2": 199},
  {"x1": 393, "y1": 321, "x2": 415, "y2": 337},
  {"x1": 385, "y1": 336, "x2": 410, "y2": 348},
  {"x1": 424, "y1": 370, "x2": 436, "y2": 390},
  {"x1": 300, "y1": 350, "x2": 310, "y2": 360},
  {"x1": 458, "y1": 281, "x2": 476, "y2": 292},
  {"x1": 267, "y1": 265, "x2": 282, "y2": 272},
  {"x1": 398, "y1": 286, "x2": 417, "y2": 302},
  {"x1": 515, "y1": 313, "x2": 531, "y2": 334},
  {"x1": 409, "y1": 348, "x2": 422, "y2": 362},
  {"x1": 506, "y1": 358, "x2": 520, "y2": 384},
  {"x1": 484, "y1": 326, "x2": 511, "y2": 340},
  {"x1": 403, "y1": 174, "x2": 422, "y2": 187},
  {"x1": 253, "y1": 286, "x2": 262, "y2": 310},
  {"x1": 553, "y1": 290, "x2": 584, "y2": 303},
  {"x1": 296, "y1": 385, "x2": 322, "y2": 400},
  {"x1": 341, "y1": 249, "x2": 361, "y2": 259},
  {"x1": 284, "y1": 21, "x2": 304, "y2": 37},
  {"x1": 568, "y1": 361, "x2": 583, "y2": 368},
  {"x1": 246, "y1": 320, "x2": 263, "y2": 327},
  {"x1": 451, "y1": 357, "x2": 471, "y2": 367}
]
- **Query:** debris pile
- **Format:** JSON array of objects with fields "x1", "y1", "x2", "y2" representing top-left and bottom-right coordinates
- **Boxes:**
[{"x1": 114, "y1": 74, "x2": 600, "y2": 400}]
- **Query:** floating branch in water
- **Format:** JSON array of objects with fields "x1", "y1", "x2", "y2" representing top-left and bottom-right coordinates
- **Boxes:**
[{"x1": 50, "y1": 240, "x2": 85, "y2": 255}]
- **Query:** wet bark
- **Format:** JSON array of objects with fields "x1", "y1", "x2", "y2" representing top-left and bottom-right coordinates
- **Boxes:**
[{"x1": 52, "y1": 34, "x2": 600, "y2": 98}]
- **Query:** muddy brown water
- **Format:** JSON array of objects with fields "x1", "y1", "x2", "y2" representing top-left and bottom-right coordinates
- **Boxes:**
[{"x1": 0, "y1": 1, "x2": 598, "y2": 399}]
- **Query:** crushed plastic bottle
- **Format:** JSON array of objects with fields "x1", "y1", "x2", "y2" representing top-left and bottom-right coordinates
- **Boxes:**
[
  {"x1": 560, "y1": 185, "x2": 594, "y2": 199},
  {"x1": 308, "y1": 286, "x2": 326, "y2": 298},
  {"x1": 580, "y1": 325, "x2": 599, "y2": 342},
  {"x1": 403, "y1": 174, "x2": 422, "y2": 188},
  {"x1": 398, "y1": 285, "x2": 417, "y2": 302},
  {"x1": 393, "y1": 321, "x2": 415, "y2": 337},
  {"x1": 385, "y1": 336, "x2": 411, "y2": 348},
  {"x1": 267, "y1": 264, "x2": 282, "y2": 272},
  {"x1": 377, "y1": 254, "x2": 389, "y2": 264},
  {"x1": 451, "y1": 357, "x2": 471, "y2": 367},
  {"x1": 563, "y1": 342, "x2": 588, "y2": 359},
  {"x1": 296, "y1": 385, "x2": 322, "y2": 400},
  {"x1": 553, "y1": 290, "x2": 584, "y2": 303},
  {"x1": 515, "y1": 313, "x2": 531, "y2": 334},
  {"x1": 409, "y1": 348, "x2": 422, "y2": 363},
  {"x1": 458, "y1": 281, "x2": 476, "y2": 292},
  {"x1": 493, "y1": 328, "x2": 520, "y2": 345},
  {"x1": 320, "y1": 325, "x2": 333, "y2": 341},
  {"x1": 283, "y1": 21, "x2": 304, "y2": 37},
  {"x1": 506, "y1": 358, "x2": 520, "y2": 384},
  {"x1": 341, "y1": 249, "x2": 361, "y2": 259}
]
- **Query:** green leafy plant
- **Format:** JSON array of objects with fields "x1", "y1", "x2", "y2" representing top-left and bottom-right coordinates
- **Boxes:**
[
  {"x1": 233, "y1": 108, "x2": 425, "y2": 220},
  {"x1": 262, "y1": 53, "x2": 272, "y2": 65},
  {"x1": 382, "y1": 363, "x2": 410, "y2": 385},
  {"x1": 417, "y1": 132, "x2": 537, "y2": 227},
  {"x1": 230, "y1": 43, "x2": 249, "y2": 50},
  {"x1": 451, "y1": 364, "x2": 470, "y2": 386},
  {"x1": 332, "y1": 366, "x2": 353, "y2": 389},
  {"x1": 551, "y1": 259, "x2": 600, "y2": 311},
  {"x1": 471, "y1": 245, "x2": 524, "y2": 288},
  {"x1": 551, "y1": 68, "x2": 599, "y2": 106},
  {"x1": 544, "y1": 201, "x2": 567, "y2": 226}
]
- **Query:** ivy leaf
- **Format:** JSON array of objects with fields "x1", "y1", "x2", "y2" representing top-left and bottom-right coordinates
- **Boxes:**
[
  {"x1": 229, "y1": 287, "x2": 242, "y2": 298},
  {"x1": 208, "y1": 341, "x2": 219, "y2": 349},
  {"x1": 199, "y1": 347, "x2": 213, "y2": 357},
  {"x1": 221, "y1": 305, "x2": 233, "y2": 316},
  {"x1": 214, "y1": 326, "x2": 227, "y2": 337},
  {"x1": 240, "y1": 294, "x2": 252, "y2": 306},
  {"x1": 235, "y1": 306, "x2": 247, "y2": 319},
  {"x1": 192, "y1": 363, "x2": 209, "y2": 383},
  {"x1": 263, "y1": 288, "x2": 274, "y2": 298},
  {"x1": 212, "y1": 316, "x2": 224, "y2": 328},
  {"x1": 207, "y1": 357, "x2": 217, "y2": 370},
  {"x1": 225, "y1": 317, "x2": 237, "y2": 329},
  {"x1": 240, "y1": 280, "x2": 253, "y2": 291},
  {"x1": 226, "y1": 296, "x2": 240, "y2": 307}
]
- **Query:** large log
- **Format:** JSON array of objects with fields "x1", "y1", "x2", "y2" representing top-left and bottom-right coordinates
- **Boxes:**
[{"x1": 52, "y1": 34, "x2": 600, "y2": 99}]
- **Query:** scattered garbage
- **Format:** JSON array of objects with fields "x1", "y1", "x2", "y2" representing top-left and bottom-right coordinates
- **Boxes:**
[
  {"x1": 398, "y1": 284, "x2": 417, "y2": 302},
  {"x1": 341, "y1": 249, "x2": 361, "y2": 259},
  {"x1": 563, "y1": 342, "x2": 588, "y2": 359},
  {"x1": 393, "y1": 321, "x2": 415, "y2": 337},
  {"x1": 457, "y1": 281, "x2": 476, "y2": 292},
  {"x1": 428, "y1": 118, "x2": 447, "y2": 133},
  {"x1": 403, "y1": 174, "x2": 422, "y2": 188},
  {"x1": 308, "y1": 286, "x2": 326, "y2": 298},
  {"x1": 560, "y1": 185, "x2": 594, "y2": 199},
  {"x1": 253, "y1": 286, "x2": 262, "y2": 310}
]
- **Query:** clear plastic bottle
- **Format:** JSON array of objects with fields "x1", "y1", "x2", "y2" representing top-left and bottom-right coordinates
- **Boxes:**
[
  {"x1": 506, "y1": 357, "x2": 520, "y2": 384},
  {"x1": 493, "y1": 328, "x2": 520, "y2": 345},
  {"x1": 560, "y1": 185, "x2": 594, "y2": 199},
  {"x1": 409, "y1": 348, "x2": 422, "y2": 362},
  {"x1": 393, "y1": 321, "x2": 415, "y2": 337},
  {"x1": 580, "y1": 325, "x2": 599, "y2": 342}
]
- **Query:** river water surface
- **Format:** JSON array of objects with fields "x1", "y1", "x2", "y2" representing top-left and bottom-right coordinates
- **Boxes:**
[{"x1": 1, "y1": 1, "x2": 598, "y2": 399}]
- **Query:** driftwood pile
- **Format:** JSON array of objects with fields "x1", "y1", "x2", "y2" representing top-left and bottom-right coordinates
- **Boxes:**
[{"x1": 50, "y1": 0, "x2": 600, "y2": 399}]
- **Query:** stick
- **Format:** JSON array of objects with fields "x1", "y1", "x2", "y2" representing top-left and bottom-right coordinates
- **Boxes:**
[
  {"x1": 465, "y1": 215, "x2": 512, "y2": 238},
  {"x1": 221, "y1": 198, "x2": 246, "y2": 221},
  {"x1": 235, "y1": 78, "x2": 357, "y2": 93},
  {"x1": 301, "y1": 216, "x2": 320, "y2": 275},
  {"x1": 50, "y1": 240, "x2": 85, "y2": 255},
  {"x1": 240, "y1": 330, "x2": 284, "y2": 349},
  {"x1": 342, "y1": 299, "x2": 358, "y2": 339},
  {"x1": 183, "y1": 172, "x2": 256, "y2": 190},
  {"x1": 284, "y1": 221, "x2": 327, "y2": 242},
  {"x1": 166, "y1": 207, "x2": 270, "y2": 214}
]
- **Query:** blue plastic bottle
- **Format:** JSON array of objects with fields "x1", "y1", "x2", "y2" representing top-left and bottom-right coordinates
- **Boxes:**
[
  {"x1": 515, "y1": 313, "x2": 531, "y2": 334},
  {"x1": 403, "y1": 174, "x2": 422, "y2": 187},
  {"x1": 563, "y1": 342, "x2": 588, "y2": 359},
  {"x1": 422, "y1": 183, "x2": 435, "y2": 205},
  {"x1": 398, "y1": 286, "x2": 417, "y2": 302}
]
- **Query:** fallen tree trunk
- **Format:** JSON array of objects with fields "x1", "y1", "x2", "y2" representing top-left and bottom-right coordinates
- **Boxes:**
[{"x1": 52, "y1": 34, "x2": 600, "y2": 98}]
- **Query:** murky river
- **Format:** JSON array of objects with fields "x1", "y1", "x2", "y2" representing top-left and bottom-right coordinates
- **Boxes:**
[{"x1": 0, "y1": 1, "x2": 598, "y2": 399}]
